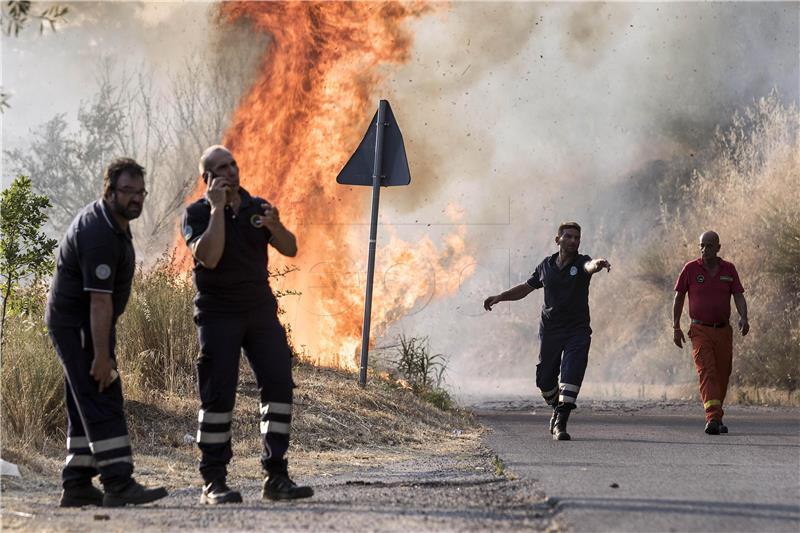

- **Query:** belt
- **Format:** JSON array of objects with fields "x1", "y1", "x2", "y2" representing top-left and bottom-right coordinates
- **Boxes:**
[{"x1": 691, "y1": 319, "x2": 729, "y2": 328}]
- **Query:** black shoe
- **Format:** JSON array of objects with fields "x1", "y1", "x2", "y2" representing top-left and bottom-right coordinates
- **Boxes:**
[
  {"x1": 704, "y1": 419, "x2": 721, "y2": 435},
  {"x1": 549, "y1": 409, "x2": 558, "y2": 435},
  {"x1": 552, "y1": 410, "x2": 571, "y2": 441},
  {"x1": 200, "y1": 479, "x2": 242, "y2": 505},
  {"x1": 103, "y1": 479, "x2": 168, "y2": 507},
  {"x1": 262, "y1": 472, "x2": 314, "y2": 501},
  {"x1": 60, "y1": 483, "x2": 104, "y2": 507},
  {"x1": 719, "y1": 420, "x2": 728, "y2": 434}
]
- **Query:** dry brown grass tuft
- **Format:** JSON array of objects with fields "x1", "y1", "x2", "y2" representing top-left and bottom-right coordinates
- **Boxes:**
[
  {"x1": 0, "y1": 316, "x2": 65, "y2": 447},
  {"x1": 115, "y1": 256, "x2": 198, "y2": 399}
]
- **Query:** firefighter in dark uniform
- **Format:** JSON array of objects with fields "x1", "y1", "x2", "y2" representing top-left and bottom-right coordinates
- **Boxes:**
[
  {"x1": 182, "y1": 145, "x2": 313, "y2": 504},
  {"x1": 484, "y1": 222, "x2": 611, "y2": 440},
  {"x1": 46, "y1": 158, "x2": 168, "y2": 507}
]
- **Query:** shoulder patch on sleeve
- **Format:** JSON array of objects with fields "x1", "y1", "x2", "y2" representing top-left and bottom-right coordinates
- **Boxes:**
[{"x1": 95, "y1": 264, "x2": 112, "y2": 280}]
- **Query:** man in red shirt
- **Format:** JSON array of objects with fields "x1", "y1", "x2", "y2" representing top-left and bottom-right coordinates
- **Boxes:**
[{"x1": 673, "y1": 231, "x2": 749, "y2": 435}]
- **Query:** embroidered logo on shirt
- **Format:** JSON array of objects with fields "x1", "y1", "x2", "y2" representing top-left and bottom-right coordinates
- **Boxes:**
[
  {"x1": 95, "y1": 264, "x2": 111, "y2": 280},
  {"x1": 720, "y1": 275, "x2": 734, "y2": 282},
  {"x1": 250, "y1": 214, "x2": 263, "y2": 228},
  {"x1": 570, "y1": 266, "x2": 578, "y2": 276},
  {"x1": 696, "y1": 274, "x2": 705, "y2": 283}
]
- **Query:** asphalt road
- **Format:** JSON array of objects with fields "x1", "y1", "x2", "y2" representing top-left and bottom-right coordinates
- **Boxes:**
[{"x1": 478, "y1": 401, "x2": 800, "y2": 532}]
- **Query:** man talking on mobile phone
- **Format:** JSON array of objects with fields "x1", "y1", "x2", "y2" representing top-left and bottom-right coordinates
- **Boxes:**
[{"x1": 182, "y1": 145, "x2": 312, "y2": 504}]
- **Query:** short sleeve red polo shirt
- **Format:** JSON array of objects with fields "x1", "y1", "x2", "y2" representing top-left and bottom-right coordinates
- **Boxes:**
[{"x1": 675, "y1": 258, "x2": 744, "y2": 323}]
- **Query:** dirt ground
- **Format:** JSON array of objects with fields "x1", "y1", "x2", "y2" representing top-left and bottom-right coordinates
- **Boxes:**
[
  {"x1": 0, "y1": 431, "x2": 559, "y2": 532},
  {"x1": 0, "y1": 366, "x2": 560, "y2": 532}
]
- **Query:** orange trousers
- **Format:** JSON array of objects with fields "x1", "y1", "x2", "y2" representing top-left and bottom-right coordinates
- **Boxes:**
[{"x1": 688, "y1": 324, "x2": 733, "y2": 422}]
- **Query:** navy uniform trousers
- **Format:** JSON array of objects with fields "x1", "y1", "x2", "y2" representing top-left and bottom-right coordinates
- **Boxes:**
[
  {"x1": 49, "y1": 326, "x2": 133, "y2": 491},
  {"x1": 536, "y1": 327, "x2": 591, "y2": 412},
  {"x1": 194, "y1": 306, "x2": 294, "y2": 484}
]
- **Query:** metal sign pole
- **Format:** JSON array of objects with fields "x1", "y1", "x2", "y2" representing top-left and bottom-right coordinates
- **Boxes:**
[{"x1": 358, "y1": 100, "x2": 387, "y2": 386}]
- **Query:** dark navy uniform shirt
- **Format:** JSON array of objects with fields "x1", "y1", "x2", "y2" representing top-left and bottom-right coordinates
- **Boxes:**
[
  {"x1": 526, "y1": 253, "x2": 593, "y2": 334},
  {"x1": 45, "y1": 200, "x2": 135, "y2": 328},
  {"x1": 182, "y1": 188, "x2": 275, "y2": 314}
]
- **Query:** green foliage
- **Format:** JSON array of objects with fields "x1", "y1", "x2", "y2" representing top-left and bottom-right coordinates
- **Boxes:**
[
  {"x1": 0, "y1": 175, "x2": 58, "y2": 342},
  {"x1": 1, "y1": 1, "x2": 68, "y2": 37},
  {"x1": 417, "y1": 387, "x2": 454, "y2": 411},
  {"x1": 389, "y1": 334, "x2": 454, "y2": 410},
  {"x1": 491, "y1": 454, "x2": 506, "y2": 477},
  {"x1": 0, "y1": 1, "x2": 69, "y2": 112},
  {"x1": 393, "y1": 334, "x2": 448, "y2": 389}
]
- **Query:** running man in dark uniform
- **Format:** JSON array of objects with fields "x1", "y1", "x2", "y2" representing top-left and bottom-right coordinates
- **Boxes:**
[
  {"x1": 484, "y1": 222, "x2": 611, "y2": 440},
  {"x1": 182, "y1": 145, "x2": 312, "y2": 504},
  {"x1": 46, "y1": 158, "x2": 168, "y2": 507}
]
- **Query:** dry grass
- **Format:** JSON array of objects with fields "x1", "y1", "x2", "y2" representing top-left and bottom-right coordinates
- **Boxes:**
[
  {"x1": 1, "y1": 360, "x2": 475, "y2": 486},
  {"x1": 0, "y1": 258, "x2": 471, "y2": 472},
  {"x1": 0, "y1": 313, "x2": 65, "y2": 447},
  {"x1": 115, "y1": 256, "x2": 198, "y2": 399},
  {"x1": 590, "y1": 94, "x2": 800, "y2": 390}
]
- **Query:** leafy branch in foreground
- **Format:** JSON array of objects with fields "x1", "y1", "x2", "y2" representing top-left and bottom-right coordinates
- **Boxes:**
[
  {"x1": 1, "y1": 1, "x2": 68, "y2": 36},
  {"x1": 0, "y1": 176, "x2": 58, "y2": 344}
]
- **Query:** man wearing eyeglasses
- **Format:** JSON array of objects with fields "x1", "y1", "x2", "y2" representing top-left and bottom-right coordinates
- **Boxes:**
[
  {"x1": 182, "y1": 145, "x2": 312, "y2": 504},
  {"x1": 45, "y1": 158, "x2": 167, "y2": 508}
]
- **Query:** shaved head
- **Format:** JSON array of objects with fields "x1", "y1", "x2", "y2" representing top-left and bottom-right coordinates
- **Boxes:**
[
  {"x1": 198, "y1": 145, "x2": 232, "y2": 175},
  {"x1": 700, "y1": 231, "x2": 720, "y2": 245},
  {"x1": 699, "y1": 231, "x2": 721, "y2": 262}
]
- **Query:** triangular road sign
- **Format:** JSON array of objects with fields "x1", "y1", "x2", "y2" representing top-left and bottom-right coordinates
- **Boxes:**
[{"x1": 337, "y1": 100, "x2": 411, "y2": 187}]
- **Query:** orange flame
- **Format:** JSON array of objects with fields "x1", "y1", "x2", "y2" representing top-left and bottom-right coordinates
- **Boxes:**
[{"x1": 176, "y1": 1, "x2": 474, "y2": 369}]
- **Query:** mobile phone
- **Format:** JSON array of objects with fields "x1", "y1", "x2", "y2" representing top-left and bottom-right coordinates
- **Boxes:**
[{"x1": 203, "y1": 170, "x2": 214, "y2": 183}]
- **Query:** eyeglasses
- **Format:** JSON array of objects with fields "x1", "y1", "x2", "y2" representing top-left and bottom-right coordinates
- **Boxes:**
[{"x1": 115, "y1": 188, "x2": 149, "y2": 198}]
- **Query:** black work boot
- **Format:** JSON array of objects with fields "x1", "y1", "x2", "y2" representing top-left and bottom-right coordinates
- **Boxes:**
[
  {"x1": 549, "y1": 408, "x2": 558, "y2": 435},
  {"x1": 200, "y1": 478, "x2": 242, "y2": 505},
  {"x1": 60, "y1": 483, "x2": 104, "y2": 507},
  {"x1": 552, "y1": 409, "x2": 571, "y2": 441},
  {"x1": 262, "y1": 472, "x2": 314, "y2": 501},
  {"x1": 262, "y1": 458, "x2": 314, "y2": 501},
  {"x1": 719, "y1": 419, "x2": 728, "y2": 434},
  {"x1": 704, "y1": 419, "x2": 721, "y2": 435},
  {"x1": 102, "y1": 479, "x2": 168, "y2": 507}
]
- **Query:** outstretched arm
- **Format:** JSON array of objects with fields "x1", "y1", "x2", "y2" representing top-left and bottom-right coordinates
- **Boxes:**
[
  {"x1": 584, "y1": 258, "x2": 612, "y2": 274},
  {"x1": 484, "y1": 283, "x2": 535, "y2": 311}
]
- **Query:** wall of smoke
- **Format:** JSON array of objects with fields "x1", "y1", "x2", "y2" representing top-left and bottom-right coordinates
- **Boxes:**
[
  {"x1": 4, "y1": 3, "x2": 797, "y2": 397},
  {"x1": 367, "y1": 2, "x2": 798, "y2": 397}
]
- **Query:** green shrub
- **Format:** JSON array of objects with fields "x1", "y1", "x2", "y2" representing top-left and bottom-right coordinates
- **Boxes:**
[{"x1": 389, "y1": 334, "x2": 454, "y2": 411}]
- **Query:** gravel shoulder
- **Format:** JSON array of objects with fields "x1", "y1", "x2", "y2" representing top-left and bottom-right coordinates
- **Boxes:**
[
  {"x1": 1, "y1": 431, "x2": 557, "y2": 532},
  {"x1": 1, "y1": 367, "x2": 562, "y2": 532}
]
